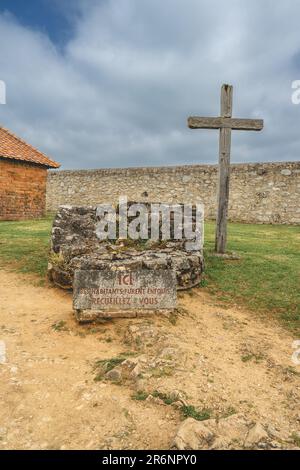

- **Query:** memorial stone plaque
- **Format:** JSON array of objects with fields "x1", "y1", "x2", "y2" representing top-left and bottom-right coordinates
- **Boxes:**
[{"x1": 73, "y1": 269, "x2": 177, "y2": 322}]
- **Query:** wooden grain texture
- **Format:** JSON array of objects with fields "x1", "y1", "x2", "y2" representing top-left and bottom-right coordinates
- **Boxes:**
[
  {"x1": 187, "y1": 84, "x2": 264, "y2": 254},
  {"x1": 215, "y1": 85, "x2": 232, "y2": 253},
  {"x1": 221, "y1": 84, "x2": 233, "y2": 118},
  {"x1": 187, "y1": 117, "x2": 263, "y2": 131}
]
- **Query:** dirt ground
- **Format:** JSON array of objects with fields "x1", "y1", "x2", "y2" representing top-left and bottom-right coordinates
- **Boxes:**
[{"x1": 0, "y1": 269, "x2": 299, "y2": 450}]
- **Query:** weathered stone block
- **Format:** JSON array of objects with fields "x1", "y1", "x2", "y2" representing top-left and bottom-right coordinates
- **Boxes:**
[
  {"x1": 48, "y1": 204, "x2": 204, "y2": 294},
  {"x1": 73, "y1": 268, "x2": 177, "y2": 321}
]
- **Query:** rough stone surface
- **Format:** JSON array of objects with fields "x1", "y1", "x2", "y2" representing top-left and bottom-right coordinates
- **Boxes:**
[
  {"x1": 48, "y1": 205, "x2": 204, "y2": 294},
  {"x1": 244, "y1": 423, "x2": 269, "y2": 449},
  {"x1": 174, "y1": 416, "x2": 272, "y2": 450},
  {"x1": 173, "y1": 418, "x2": 215, "y2": 450},
  {"x1": 281, "y1": 169, "x2": 292, "y2": 176},
  {"x1": 105, "y1": 368, "x2": 122, "y2": 382},
  {"x1": 73, "y1": 268, "x2": 177, "y2": 320},
  {"x1": 46, "y1": 162, "x2": 300, "y2": 225},
  {"x1": 124, "y1": 324, "x2": 162, "y2": 351},
  {"x1": 74, "y1": 269, "x2": 176, "y2": 309}
]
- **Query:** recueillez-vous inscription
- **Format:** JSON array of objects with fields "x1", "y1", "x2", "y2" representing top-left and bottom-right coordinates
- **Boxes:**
[{"x1": 73, "y1": 269, "x2": 177, "y2": 321}]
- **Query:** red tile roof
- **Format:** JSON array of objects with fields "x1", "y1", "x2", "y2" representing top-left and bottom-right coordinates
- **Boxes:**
[{"x1": 0, "y1": 126, "x2": 60, "y2": 168}]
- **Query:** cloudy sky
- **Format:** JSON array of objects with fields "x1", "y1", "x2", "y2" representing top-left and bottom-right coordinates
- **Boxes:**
[{"x1": 0, "y1": 0, "x2": 299, "y2": 169}]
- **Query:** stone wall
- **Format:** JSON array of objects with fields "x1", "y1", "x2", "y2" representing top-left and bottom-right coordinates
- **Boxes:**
[
  {"x1": 0, "y1": 158, "x2": 47, "y2": 221},
  {"x1": 46, "y1": 162, "x2": 300, "y2": 225}
]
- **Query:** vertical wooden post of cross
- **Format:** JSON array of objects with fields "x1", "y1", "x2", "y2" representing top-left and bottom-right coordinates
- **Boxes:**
[
  {"x1": 188, "y1": 85, "x2": 263, "y2": 254},
  {"x1": 215, "y1": 84, "x2": 233, "y2": 253}
]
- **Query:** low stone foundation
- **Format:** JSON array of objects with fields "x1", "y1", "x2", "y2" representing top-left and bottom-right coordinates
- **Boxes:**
[{"x1": 48, "y1": 205, "x2": 204, "y2": 292}]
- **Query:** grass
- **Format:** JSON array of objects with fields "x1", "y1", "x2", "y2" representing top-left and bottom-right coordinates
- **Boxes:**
[
  {"x1": 93, "y1": 352, "x2": 136, "y2": 381},
  {"x1": 94, "y1": 360, "x2": 124, "y2": 381},
  {"x1": 180, "y1": 405, "x2": 212, "y2": 421},
  {"x1": 94, "y1": 356, "x2": 125, "y2": 371},
  {"x1": 131, "y1": 391, "x2": 149, "y2": 401},
  {"x1": 290, "y1": 432, "x2": 300, "y2": 447},
  {"x1": 0, "y1": 215, "x2": 53, "y2": 279},
  {"x1": 131, "y1": 390, "x2": 177, "y2": 404},
  {"x1": 51, "y1": 320, "x2": 68, "y2": 332},
  {"x1": 151, "y1": 390, "x2": 177, "y2": 405},
  {"x1": 203, "y1": 222, "x2": 300, "y2": 334},
  {"x1": 0, "y1": 216, "x2": 299, "y2": 333},
  {"x1": 284, "y1": 366, "x2": 300, "y2": 377},
  {"x1": 220, "y1": 406, "x2": 237, "y2": 419},
  {"x1": 131, "y1": 390, "x2": 212, "y2": 422},
  {"x1": 241, "y1": 353, "x2": 264, "y2": 363}
]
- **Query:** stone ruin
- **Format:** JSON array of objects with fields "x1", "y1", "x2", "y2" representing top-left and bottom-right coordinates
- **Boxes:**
[{"x1": 48, "y1": 203, "x2": 204, "y2": 291}]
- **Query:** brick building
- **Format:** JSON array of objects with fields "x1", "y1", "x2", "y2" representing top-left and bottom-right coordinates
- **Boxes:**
[{"x1": 0, "y1": 126, "x2": 60, "y2": 220}]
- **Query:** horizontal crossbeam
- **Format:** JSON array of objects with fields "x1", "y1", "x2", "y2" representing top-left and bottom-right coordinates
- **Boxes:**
[{"x1": 188, "y1": 116, "x2": 264, "y2": 131}]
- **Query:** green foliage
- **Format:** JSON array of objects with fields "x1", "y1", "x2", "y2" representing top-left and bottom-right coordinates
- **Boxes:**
[
  {"x1": 241, "y1": 353, "x2": 264, "y2": 363},
  {"x1": 132, "y1": 390, "x2": 177, "y2": 405},
  {"x1": 48, "y1": 251, "x2": 66, "y2": 269},
  {"x1": 151, "y1": 390, "x2": 177, "y2": 405},
  {"x1": 199, "y1": 278, "x2": 209, "y2": 288},
  {"x1": 220, "y1": 406, "x2": 237, "y2": 418},
  {"x1": 51, "y1": 320, "x2": 68, "y2": 332},
  {"x1": 94, "y1": 356, "x2": 125, "y2": 372},
  {"x1": 180, "y1": 405, "x2": 212, "y2": 421},
  {"x1": 131, "y1": 391, "x2": 149, "y2": 401},
  {"x1": 94, "y1": 352, "x2": 135, "y2": 381},
  {"x1": 290, "y1": 432, "x2": 300, "y2": 447},
  {"x1": 284, "y1": 366, "x2": 300, "y2": 377}
]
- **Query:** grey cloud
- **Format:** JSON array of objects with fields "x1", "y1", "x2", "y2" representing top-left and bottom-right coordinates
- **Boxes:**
[{"x1": 0, "y1": 0, "x2": 299, "y2": 169}]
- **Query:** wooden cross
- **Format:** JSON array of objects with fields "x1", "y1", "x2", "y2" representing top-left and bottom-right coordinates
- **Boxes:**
[{"x1": 188, "y1": 84, "x2": 264, "y2": 254}]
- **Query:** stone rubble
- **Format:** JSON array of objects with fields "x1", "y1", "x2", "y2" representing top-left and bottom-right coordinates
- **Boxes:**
[
  {"x1": 48, "y1": 205, "x2": 204, "y2": 291},
  {"x1": 173, "y1": 415, "x2": 298, "y2": 450}
]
